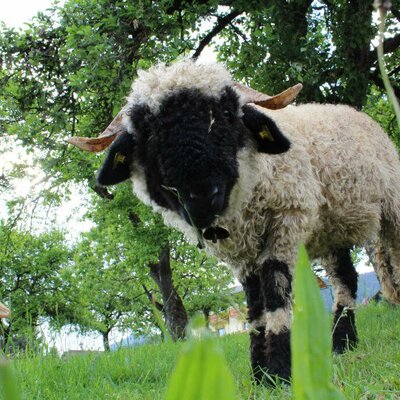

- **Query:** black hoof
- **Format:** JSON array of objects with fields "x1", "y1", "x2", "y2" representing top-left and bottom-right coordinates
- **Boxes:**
[
  {"x1": 333, "y1": 334, "x2": 358, "y2": 354},
  {"x1": 371, "y1": 290, "x2": 382, "y2": 303},
  {"x1": 252, "y1": 329, "x2": 291, "y2": 385},
  {"x1": 253, "y1": 367, "x2": 291, "y2": 387},
  {"x1": 332, "y1": 306, "x2": 358, "y2": 353}
]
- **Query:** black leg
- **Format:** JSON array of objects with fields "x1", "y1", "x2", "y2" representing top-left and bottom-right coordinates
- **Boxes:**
[
  {"x1": 242, "y1": 273, "x2": 267, "y2": 383},
  {"x1": 332, "y1": 304, "x2": 357, "y2": 353},
  {"x1": 325, "y1": 248, "x2": 358, "y2": 353},
  {"x1": 259, "y1": 259, "x2": 293, "y2": 382}
]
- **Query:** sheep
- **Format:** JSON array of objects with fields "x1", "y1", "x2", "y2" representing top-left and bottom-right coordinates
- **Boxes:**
[{"x1": 69, "y1": 60, "x2": 400, "y2": 383}]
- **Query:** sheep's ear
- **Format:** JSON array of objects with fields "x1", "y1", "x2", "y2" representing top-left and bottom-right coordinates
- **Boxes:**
[
  {"x1": 96, "y1": 132, "x2": 134, "y2": 186},
  {"x1": 241, "y1": 105, "x2": 291, "y2": 154}
]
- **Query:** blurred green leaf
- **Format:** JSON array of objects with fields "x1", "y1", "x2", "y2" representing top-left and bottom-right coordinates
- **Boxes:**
[
  {"x1": 0, "y1": 361, "x2": 20, "y2": 400},
  {"x1": 292, "y1": 244, "x2": 344, "y2": 400},
  {"x1": 165, "y1": 337, "x2": 237, "y2": 400}
]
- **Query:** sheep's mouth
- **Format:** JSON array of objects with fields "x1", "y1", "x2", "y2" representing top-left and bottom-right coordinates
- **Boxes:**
[
  {"x1": 180, "y1": 209, "x2": 217, "y2": 230},
  {"x1": 180, "y1": 200, "x2": 230, "y2": 247},
  {"x1": 202, "y1": 226, "x2": 230, "y2": 243},
  {"x1": 180, "y1": 210, "x2": 230, "y2": 248}
]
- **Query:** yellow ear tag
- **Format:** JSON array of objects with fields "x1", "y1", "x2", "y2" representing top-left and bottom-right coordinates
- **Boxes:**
[
  {"x1": 259, "y1": 126, "x2": 274, "y2": 142},
  {"x1": 113, "y1": 152, "x2": 126, "y2": 169}
]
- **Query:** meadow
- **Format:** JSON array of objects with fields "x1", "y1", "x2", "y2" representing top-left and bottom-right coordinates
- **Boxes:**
[{"x1": 1, "y1": 302, "x2": 399, "y2": 400}]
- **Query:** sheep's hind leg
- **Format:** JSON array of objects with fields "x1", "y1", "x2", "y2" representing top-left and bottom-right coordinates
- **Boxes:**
[
  {"x1": 374, "y1": 220, "x2": 400, "y2": 304},
  {"x1": 324, "y1": 248, "x2": 358, "y2": 353}
]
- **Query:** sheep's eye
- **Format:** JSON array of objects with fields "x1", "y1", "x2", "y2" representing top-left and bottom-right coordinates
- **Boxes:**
[{"x1": 224, "y1": 110, "x2": 234, "y2": 120}]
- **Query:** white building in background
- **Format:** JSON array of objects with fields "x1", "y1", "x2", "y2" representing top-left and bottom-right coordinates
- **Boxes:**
[{"x1": 209, "y1": 306, "x2": 249, "y2": 337}]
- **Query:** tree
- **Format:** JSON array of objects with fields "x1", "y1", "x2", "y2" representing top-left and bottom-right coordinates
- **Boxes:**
[
  {"x1": 144, "y1": 245, "x2": 189, "y2": 341},
  {"x1": 217, "y1": 1, "x2": 400, "y2": 110},
  {"x1": 1, "y1": 1, "x2": 398, "y2": 203},
  {"x1": 0, "y1": 222, "x2": 77, "y2": 352},
  {"x1": 168, "y1": 239, "x2": 235, "y2": 328},
  {"x1": 72, "y1": 229, "x2": 152, "y2": 351}
]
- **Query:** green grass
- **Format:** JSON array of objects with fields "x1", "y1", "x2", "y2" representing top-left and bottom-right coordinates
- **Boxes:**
[{"x1": 2, "y1": 302, "x2": 400, "y2": 400}]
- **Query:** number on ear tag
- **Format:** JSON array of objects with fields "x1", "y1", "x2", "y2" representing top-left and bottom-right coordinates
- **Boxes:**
[
  {"x1": 113, "y1": 152, "x2": 126, "y2": 169},
  {"x1": 259, "y1": 126, "x2": 274, "y2": 142}
]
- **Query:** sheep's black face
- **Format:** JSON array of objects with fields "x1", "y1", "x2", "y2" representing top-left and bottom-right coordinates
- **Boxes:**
[
  {"x1": 132, "y1": 87, "x2": 245, "y2": 229},
  {"x1": 97, "y1": 85, "x2": 291, "y2": 230}
]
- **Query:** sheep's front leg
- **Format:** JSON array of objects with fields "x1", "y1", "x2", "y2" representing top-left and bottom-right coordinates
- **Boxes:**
[
  {"x1": 242, "y1": 259, "x2": 293, "y2": 384},
  {"x1": 241, "y1": 273, "x2": 268, "y2": 383},
  {"x1": 259, "y1": 259, "x2": 293, "y2": 382}
]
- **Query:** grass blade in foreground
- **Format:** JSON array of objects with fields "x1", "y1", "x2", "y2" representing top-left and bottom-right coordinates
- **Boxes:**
[
  {"x1": 165, "y1": 336, "x2": 237, "y2": 400},
  {"x1": 151, "y1": 303, "x2": 172, "y2": 342},
  {"x1": 292, "y1": 245, "x2": 344, "y2": 400},
  {"x1": 0, "y1": 360, "x2": 20, "y2": 400}
]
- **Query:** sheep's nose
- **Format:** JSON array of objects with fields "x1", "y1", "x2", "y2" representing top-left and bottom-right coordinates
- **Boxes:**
[{"x1": 189, "y1": 185, "x2": 219, "y2": 200}]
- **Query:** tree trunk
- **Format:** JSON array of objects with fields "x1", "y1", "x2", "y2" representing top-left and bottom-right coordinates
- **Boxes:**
[
  {"x1": 325, "y1": 0, "x2": 375, "y2": 108},
  {"x1": 148, "y1": 245, "x2": 188, "y2": 341},
  {"x1": 102, "y1": 331, "x2": 110, "y2": 352},
  {"x1": 0, "y1": 320, "x2": 10, "y2": 352},
  {"x1": 203, "y1": 307, "x2": 211, "y2": 329}
]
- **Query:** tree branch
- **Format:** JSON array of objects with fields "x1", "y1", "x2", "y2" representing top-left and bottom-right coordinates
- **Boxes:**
[
  {"x1": 391, "y1": 6, "x2": 400, "y2": 23},
  {"x1": 0, "y1": 174, "x2": 10, "y2": 190},
  {"x1": 382, "y1": 33, "x2": 400, "y2": 54},
  {"x1": 389, "y1": 64, "x2": 400, "y2": 77},
  {"x1": 370, "y1": 72, "x2": 400, "y2": 100},
  {"x1": 142, "y1": 284, "x2": 164, "y2": 312},
  {"x1": 192, "y1": 10, "x2": 242, "y2": 60},
  {"x1": 228, "y1": 21, "x2": 249, "y2": 44},
  {"x1": 370, "y1": 32, "x2": 400, "y2": 62}
]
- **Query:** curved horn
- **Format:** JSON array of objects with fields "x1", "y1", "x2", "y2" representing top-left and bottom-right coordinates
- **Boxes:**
[
  {"x1": 0, "y1": 302, "x2": 10, "y2": 318},
  {"x1": 234, "y1": 82, "x2": 303, "y2": 110},
  {"x1": 68, "y1": 111, "x2": 127, "y2": 152}
]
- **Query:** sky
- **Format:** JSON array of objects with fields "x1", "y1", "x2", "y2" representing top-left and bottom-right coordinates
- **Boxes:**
[{"x1": 1, "y1": 0, "x2": 62, "y2": 28}]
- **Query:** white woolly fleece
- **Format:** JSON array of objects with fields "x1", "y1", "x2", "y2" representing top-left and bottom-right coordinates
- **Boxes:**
[{"x1": 126, "y1": 60, "x2": 234, "y2": 114}]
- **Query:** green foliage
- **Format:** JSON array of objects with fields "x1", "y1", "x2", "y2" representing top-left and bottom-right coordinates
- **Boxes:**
[
  {"x1": 217, "y1": 1, "x2": 399, "y2": 111},
  {"x1": 0, "y1": 222, "x2": 78, "y2": 351},
  {"x1": 292, "y1": 245, "x2": 344, "y2": 400},
  {"x1": 364, "y1": 86, "x2": 400, "y2": 146},
  {"x1": 375, "y1": 3, "x2": 400, "y2": 133}
]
